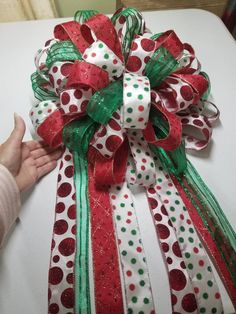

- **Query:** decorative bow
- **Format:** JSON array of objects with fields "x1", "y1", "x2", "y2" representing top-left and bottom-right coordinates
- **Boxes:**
[{"x1": 30, "y1": 8, "x2": 218, "y2": 187}]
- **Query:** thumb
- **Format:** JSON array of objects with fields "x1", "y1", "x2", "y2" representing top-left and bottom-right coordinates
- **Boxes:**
[{"x1": 8, "y1": 113, "x2": 26, "y2": 146}]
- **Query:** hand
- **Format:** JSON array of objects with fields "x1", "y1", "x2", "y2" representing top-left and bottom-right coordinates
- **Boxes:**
[{"x1": 0, "y1": 113, "x2": 62, "y2": 192}]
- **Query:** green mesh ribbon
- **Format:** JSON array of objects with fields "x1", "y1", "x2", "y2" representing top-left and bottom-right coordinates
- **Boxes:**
[
  {"x1": 74, "y1": 9, "x2": 99, "y2": 24},
  {"x1": 63, "y1": 118, "x2": 97, "y2": 314},
  {"x1": 31, "y1": 71, "x2": 57, "y2": 101},
  {"x1": 145, "y1": 46, "x2": 178, "y2": 88},
  {"x1": 86, "y1": 80, "x2": 123, "y2": 124},
  {"x1": 178, "y1": 161, "x2": 236, "y2": 285},
  {"x1": 149, "y1": 107, "x2": 187, "y2": 175},
  {"x1": 46, "y1": 41, "x2": 82, "y2": 69},
  {"x1": 111, "y1": 8, "x2": 144, "y2": 61},
  {"x1": 200, "y1": 71, "x2": 211, "y2": 101}
]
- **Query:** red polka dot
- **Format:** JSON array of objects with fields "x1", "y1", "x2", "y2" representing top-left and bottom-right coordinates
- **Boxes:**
[
  {"x1": 144, "y1": 56, "x2": 151, "y2": 63},
  {"x1": 58, "y1": 183, "x2": 72, "y2": 197},
  {"x1": 180, "y1": 85, "x2": 193, "y2": 101},
  {"x1": 49, "y1": 266, "x2": 63, "y2": 285},
  {"x1": 61, "y1": 63, "x2": 73, "y2": 77},
  {"x1": 61, "y1": 288, "x2": 74, "y2": 308},
  {"x1": 169, "y1": 269, "x2": 187, "y2": 291},
  {"x1": 172, "y1": 241, "x2": 182, "y2": 258},
  {"x1": 126, "y1": 219, "x2": 131, "y2": 224},
  {"x1": 181, "y1": 293, "x2": 197, "y2": 312},
  {"x1": 113, "y1": 59, "x2": 118, "y2": 64},
  {"x1": 52, "y1": 66, "x2": 58, "y2": 73},
  {"x1": 48, "y1": 74, "x2": 54, "y2": 87},
  {"x1": 81, "y1": 100, "x2": 89, "y2": 112},
  {"x1": 126, "y1": 270, "x2": 132, "y2": 277},
  {"x1": 69, "y1": 105, "x2": 78, "y2": 113},
  {"x1": 49, "y1": 303, "x2": 59, "y2": 314},
  {"x1": 54, "y1": 220, "x2": 68, "y2": 235},
  {"x1": 65, "y1": 154, "x2": 71, "y2": 161},
  {"x1": 66, "y1": 261, "x2": 74, "y2": 268},
  {"x1": 181, "y1": 118, "x2": 190, "y2": 124},
  {"x1": 57, "y1": 79, "x2": 62, "y2": 86},
  {"x1": 154, "y1": 213, "x2": 162, "y2": 221},
  {"x1": 68, "y1": 204, "x2": 76, "y2": 219},
  {"x1": 127, "y1": 211, "x2": 132, "y2": 216},
  {"x1": 136, "y1": 247, "x2": 142, "y2": 252},
  {"x1": 180, "y1": 214, "x2": 184, "y2": 220},
  {"x1": 156, "y1": 224, "x2": 170, "y2": 239},
  {"x1": 71, "y1": 224, "x2": 76, "y2": 235},
  {"x1": 193, "y1": 119, "x2": 204, "y2": 127},
  {"x1": 131, "y1": 42, "x2": 138, "y2": 51},
  {"x1": 161, "y1": 205, "x2": 168, "y2": 215},
  {"x1": 113, "y1": 111, "x2": 120, "y2": 119},
  {"x1": 108, "y1": 119, "x2": 121, "y2": 131},
  {"x1": 141, "y1": 38, "x2": 155, "y2": 51},
  {"x1": 148, "y1": 197, "x2": 158, "y2": 209},
  {"x1": 215, "y1": 292, "x2": 221, "y2": 299},
  {"x1": 119, "y1": 15, "x2": 126, "y2": 24},
  {"x1": 193, "y1": 247, "x2": 199, "y2": 254},
  {"x1": 66, "y1": 273, "x2": 74, "y2": 284},
  {"x1": 194, "y1": 287, "x2": 199, "y2": 294},
  {"x1": 167, "y1": 257, "x2": 173, "y2": 264},
  {"x1": 91, "y1": 52, "x2": 96, "y2": 57},
  {"x1": 65, "y1": 166, "x2": 74, "y2": 178},
  {"x1": 202, "y1": 127, "x2": 210, "y2": 138},
  {"x1": 180, "y1": 261, "x2": 186, "y2": 269},
  {"x1": 56, "y1": 202, "x2": 65, "y2": 213},
  {"x1": 138, "y1": 105, "x2": 144, "y2": 112},
  {"x1": 51, "y1": 239, "x2": 55, "y2": 250},
  {"x1": 97, "y1": 126, "x2": 107, "y2": 137},
  {"x1": 198, "y1": 260, "x2": 204, "y2": 267},
  {"x1": 53, "y1": 255, "x2": 60, "y2": 263},
  {"x1": 74, "y1": 90, "x2": 82, "y2": 99},
  {"x1": 48, "y1": 288, "x2": 52, "y2": 300},
  {"x1": 171, "y1": 294, "x2": 177, "y2": 305},
  {"x1": 186, "y1": 219, "x2": 191, "y2": 225},
  {"x1": 126, "y1": 56, "x2": 142, "y2": 72},
  {"x1": 148, "y1": 187, "x2": 155, "y2": 194},
  {"x1": 162, "y1": 242, "x2": 169, "y2": 252},
  {"x1": 105, "y1": 135, "x2": 122, "y2": 152},
  {"x1": 58, "y1": 238, "x2": 75, "y2": 256},
  {"x1": 129, "y1": 284, "x2": 135, "y2": 291},
  {"x1": 166, "y1": 77, "x2": 179, "y2": 85}
]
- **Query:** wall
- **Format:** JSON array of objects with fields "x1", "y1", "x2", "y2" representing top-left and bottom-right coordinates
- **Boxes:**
[{"x1": 55, "y1": 0, "x2": 116, "y2": 16}]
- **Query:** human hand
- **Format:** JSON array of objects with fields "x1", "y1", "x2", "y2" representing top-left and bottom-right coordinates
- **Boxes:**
[{"x1": 0, "y1": 113, "x2": 62, "y2": 192}]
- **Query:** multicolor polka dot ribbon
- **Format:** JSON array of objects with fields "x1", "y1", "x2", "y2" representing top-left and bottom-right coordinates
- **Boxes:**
[
  {"x1": 109, "y1": 181, "x2": 155, "y2": 314},
  {"x1": 29, "y1": 7, "x2": 236, "y2": 314},
  {"x1": 147, "y1": 161, "x2": 223, "y2": 314}
]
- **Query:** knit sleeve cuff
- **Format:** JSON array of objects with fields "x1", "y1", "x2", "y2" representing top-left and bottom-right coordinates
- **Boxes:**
[{"x1": 0, "y1": 164, "x2": 21, "y2": 247}]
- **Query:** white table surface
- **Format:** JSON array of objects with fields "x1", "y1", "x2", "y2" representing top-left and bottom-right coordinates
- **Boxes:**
[{"x1": 0, "y1": 9, "x2": 235, "y2": 314}]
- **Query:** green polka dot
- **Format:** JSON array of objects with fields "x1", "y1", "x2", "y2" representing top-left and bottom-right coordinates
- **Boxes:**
[
  {"x1": 188, "y1": 263, "x2": 193, "y2": 270},
  {"x1": 121, "y1": 227, "x2": 126, "y2": 232},
  {"x1": 171, "y1": 217, "x2": 176, "y2": 222},
  {"x1": 175, "y1": 200, "x2": 180, "y2": 205},
  {"x1": 132, "y1": 296, "x2": 137, "y2": 303},
  {"x1": 116, "y1": 215, "x2": 121, "y2": 221},
  {"x1": 133, "y1": 84, "x2": 139, "y2": 88},
  {"x1": 143, "y1": 298, "x2": 149, "y2": 304},
  {"x1": 211, "y1": 308, "x2": 217, "y2": 314},
  {"x1": 128, "y1": 309, "x2": 133, "y2": 314},
  {"x1": 207, "y1": 280, "x2": 213, "y2": 287},
  {"x1": 199, "y1": 242, "x2": 203, "y2": 248},
  {"x1": 38, "y1": 110, "x2": 42, "y2": 114},
  {"x1": 157, "y1": 178, "x2": 162, "y2": 183},
  {"x1": 183, "y1": 206, "x2": 187, "y2": 211},
  {"x1": 144, "y1": 87, "x2": 149, "y2": 92},
  {"x1": 104, "y1": 53, "x2": 109, "y2": 59},
  {"x1": 126, "y1": 77, "x2": 131, "y2": 81},
  {"x1": 131, "y1": 169, "x2": 135, "y2": 174},
  {"x1": 132, "y1": 131, "x2": 137, "y2": 136},
  {"x1": 131, "y1": 258, "x2": 136, "y2": 264},
  {"x1": 139, "y1": 311, "x2": 144, "y2": 314},
  {"x1": 44, "y1": 103, "x2": 48, "y2": 107},
  {"x1": 159, "y1": 166, "x2": 163, "y2": 171},
  {"x1": 207, "y1": 266, "x2": 212, "y2": 272},
  {"x1": 189, "y1": 227, "x2": 194, "y2": 233},
  {"x1": 131, "y1": 229, "x2": 137, "y2": 235},
  {"x1": 137, "y1": 174, "x2": 142, "y2": 179},
  {"x1": 127, "y1": 107, "x2": 133, "y2": 113},
  {"x1": 166, "y1": 191, "x2": 171, "y2": 195},
  {"x1": 188, "y1": 237, "x2": 194, "y2": 243},
  {"x1": 145, "y1": 175, "x2": 149, "y2": 180},
  {"x1": 98, "y1": 43, "x2": 103, "y2": 48},
  {"x1": 120, "y1": 203, "x2": 125, "y2": 207},
  {"x1": 185, "y1": 252, "x2": 190, "y2": 258},
  {"x1": 127, "y1": 92, "x2": 132, "y2": 97},
  {"x1": 139, "y1": 280, "x2": 145, "y2": 286},
  {"x1": 102, "y1": 65, "x2": 107, "y2": 69},
  {"x1": 138, "y1": 94, "x2": 143, "y2": 100},
  {"x1": 200, "y1": 308, "x2": 206, "y2": 313},
  {"x1": 203, "y1": 293, "x2": 208, "y2": 299},
  {"x1": 150, "y1": 162, "x2": 154, "y2": 168},
  {"x1": 170, "y1": 206, "x2": 175, "y2": 212},
  {"x1": 180, "y1": 226, "x2": 185, "y2": 232},
  {"x1": 179, "y1": 237, "x2": 184, "y2": 243},
  {"x1": 121, "y1": 250, "x2": 127, "y2": 256},
  {"x1": 197, "y1": 273, "x2": 202, "y2": 280},
  {"x1": 112, "y1": 69, "x2": 117, "y2": 74},
  {"x1": 128, "y1": 241, "x2": 133, "y2": 246},
  {"x1": 136, "y1": 149, "x2": 141, "y2": 153},
  {"x1": 138, "y1": 269, "x2": 144, "y2": 275},
  {"x1": 126, "y1": 118, "x2": 132, "y2": 123}
]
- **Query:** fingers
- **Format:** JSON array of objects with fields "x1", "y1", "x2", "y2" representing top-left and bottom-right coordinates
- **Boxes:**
[
  {"x1": 35, "y1": 149, "x2": 62, "y2": 168},
  {"x1": 25, "y1": 140, "x2": 48, "y2": 151},
  {"x1": 37, "y1": 160, "x2": 58, "y2": 179},
  {"x1": 8, "y1": 113, "x2": 26, "y2": 147}
]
